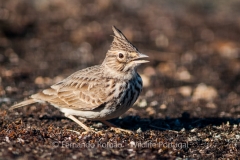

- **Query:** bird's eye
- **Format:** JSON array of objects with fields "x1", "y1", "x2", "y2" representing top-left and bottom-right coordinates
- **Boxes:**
[{"x1": 118, "y1": 53, "x2": 124, "y2": 59}]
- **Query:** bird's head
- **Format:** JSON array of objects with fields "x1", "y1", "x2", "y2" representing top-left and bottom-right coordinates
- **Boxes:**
[{"x1": 102, "y1": 26, "x2": 148, "y2": 74}]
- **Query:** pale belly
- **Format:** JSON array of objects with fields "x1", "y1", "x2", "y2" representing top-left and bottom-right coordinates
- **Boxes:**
[
  {"x1": 58, "y1": 77, "x2": 142, "y2": 120},
  {"x1": 58, "y1": 88, "x2": 140, "y2": 120}
]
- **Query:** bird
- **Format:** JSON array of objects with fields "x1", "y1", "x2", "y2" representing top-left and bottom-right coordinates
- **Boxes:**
[{"x1": 10, "y1": 26, "x2": 149, "y2": 133}]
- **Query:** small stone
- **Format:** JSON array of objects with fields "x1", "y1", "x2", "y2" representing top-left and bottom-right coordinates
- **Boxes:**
[
  {"x1": 129, "y1": 141, "x2": 135, "y2": 147},
  {"x1": 112, "y1": 150, "x2": 120, "y2": 155},
  {"x1": 5, "y1": 136, "x2": 10, "y2": 143},
  {"x1": 214, "y1": 135, "x2": 221, "y2": 139},
  {"x1": 159, "y1": 104, "x2": 167, "y2": 110},
  {"x1": 127, "y1": 148, "x2": 134, "y2": 152},
  {"x1": 72, "y1": 155, "x2": 77, "y2": 159},
  {"x1": 25, "y1": 147, "x2": 31, "y2": 152},
  {"x1": 206, "y1": 102, "x2": 217, "y2": 109},
  {"x1": 93, "y1": 122, "x2": 103, "y2": 128},
  {"x1": 217, "y1": 41, "x2": 239, "y2": 59},
  {"x1": 34, "y1": 77, "x2": 53, "y2": 86},
  {"x1": 146, "y1": 107, "x2": 156, "y2": 115},
  {"x1": 236, "y1": 135, "x2": 240, "y2": 139},
  {"x1": 150, "y1": 101, "x2": 158, "y2": 106},
  {"x1": 34, "y1": 76, "x2": 44, "y2": 85},
  {"x1": 158, "y1": 149, "x2": 163, "y2": 153},
  {"x1": 176, "y1": 67, "x2": 192, "y2": 81},
  {"x1": 101, "y1": 151, "x2": 107, "y2": 156},
  {"x1": 3, "y1": 70, "x2": 13, "y2": 77},
  {"x1": 190, "y1": 128, "x2": 197, "y2": 132},
  {"x1": 145, "y1": 90, "x2": 154, "y2": 97},
  {"x1": 17, "y1": 138, "x2": 24, "y2": 143},
  {"x1": 136, "y1": 128, "x2": 142, "y2": 133},
  {"x1": 192, "y1": 83, "x2": 218, "y2": 101},
  {"x1": 138, "y1": 99, "x2": 147, "y2": 108},
  {"x1": 5, "y1": 86, "x2": 18, "y2": 93},
  {"x1": 178, "y1": 86, "x2": 192, "y2": 97}
]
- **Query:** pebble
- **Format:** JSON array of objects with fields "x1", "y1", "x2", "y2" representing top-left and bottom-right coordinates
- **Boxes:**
[
  {"x1": 101, "y1": 151, "x2": 107, "y2": 156},
  {"x1": 17, "y1": 138, "x2": 24, "y2": 143},
  {"x1": 145, "y1": 90, "x2": 154, "y2": 97},
  {"x1": 93, "y1": 122, "x2": 103, "y2": 128},
  {"x1": 178, "y1": 86, "x2": 192, "y2": 97},
  {"x1": 129, "y1": 141, "x2": 135, "y2": 147},
  {"x1": 136, "y1": 128, "x2": 142, "y2": 133},
  {"x1": 206, "y1": 102, "x2": 217, "y2": 109},
  {"x1": 181, "y1": 128, "x2": 186, "y2": 132},
  {"x1": 146, "y1": 107, "x2": 156, "y2": 115},
  {"x1": 217, "y1": 41, "x2": 239, "y2": 59},
  {"x1": 137, "y1": 99, "x2": 147, "y2": 108},
  {"x1": 5, "y1": 137, "x2": 10, "y2": 143},
  {"x1": 5, "y1": 86, "x2": 18, "y2": 93},
  {"x1": 72, "y1": 155, "x2": 77, "y2": 159},
  {"x1": 192, "y1": 83, "x2": 218, "y2": 101},
  {"x1": 236, "y1": 135, "x2": 240, "y2": 139},
  {"x1": 176, "y1": 67, "x2": 192, "y2": 81},
  {"x1": 35, "y1": 76, "x2": 52, "y2": 86},
  {"x1": 150, "y1": 101, "x2": 158, "y2": 106},
  {"x1": 159, "y1": 104, "x2": 167, "y2": 110},
  {"x1": 25, "y1": 147, "x2": 31, "y2": 152},
  {"x1": 190, "y1": 128, "x2": 197, "y2": 132}
]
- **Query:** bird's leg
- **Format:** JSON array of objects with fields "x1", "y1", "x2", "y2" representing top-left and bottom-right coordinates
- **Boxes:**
[
  {"x1": 65, "y1": 114, "x2": 94, "y2": 134},
  {"x1": 100, "y1": 120, "x2": 133, "y2": 134}
]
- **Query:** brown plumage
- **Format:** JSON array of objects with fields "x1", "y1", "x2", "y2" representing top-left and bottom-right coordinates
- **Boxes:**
[{"x1": 10, "y1": 26, "x2": 149, "y2": 132}]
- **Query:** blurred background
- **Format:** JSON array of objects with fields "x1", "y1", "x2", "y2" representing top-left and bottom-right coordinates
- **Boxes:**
[
  {"x1": 1, "y1": 1, "x2": 240, "y2": 159},
  {"x1": 1, "y1": 0, "x2": 240, "y2": 119}
]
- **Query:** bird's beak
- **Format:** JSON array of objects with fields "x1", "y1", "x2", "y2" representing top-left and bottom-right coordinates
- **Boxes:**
[{"x1": 133, "y1": 52, "x2": 149, "y2": 64}]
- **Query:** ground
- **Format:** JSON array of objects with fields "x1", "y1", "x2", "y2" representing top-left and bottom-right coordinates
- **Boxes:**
[{"x1": 0, "y1": 0, "x2": 240, "y2": 159}]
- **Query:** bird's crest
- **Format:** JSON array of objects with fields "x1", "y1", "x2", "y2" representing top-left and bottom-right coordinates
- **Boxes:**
[{"x1": 110, "y1": 26, "x2": 138, "y2": 52}]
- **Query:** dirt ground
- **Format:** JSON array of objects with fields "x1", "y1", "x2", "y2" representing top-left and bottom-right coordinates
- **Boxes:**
[{"x1": 0, "y1": 0, "x2": 240, "y2": 159}]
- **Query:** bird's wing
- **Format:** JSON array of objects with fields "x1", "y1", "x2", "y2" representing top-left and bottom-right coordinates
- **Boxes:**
[{"x1": 32, "y1": 66, "x2": 113, "y2": 111}]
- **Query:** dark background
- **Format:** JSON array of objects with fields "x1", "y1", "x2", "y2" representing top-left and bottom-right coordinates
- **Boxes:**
[{"x1": 0, "y1": 0, "x2": 240, "y2": 159}]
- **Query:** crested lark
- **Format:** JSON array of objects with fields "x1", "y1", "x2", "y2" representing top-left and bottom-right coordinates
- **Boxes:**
[{"x1": 10, "y1": 26, "x2": 148, "y2": 133}]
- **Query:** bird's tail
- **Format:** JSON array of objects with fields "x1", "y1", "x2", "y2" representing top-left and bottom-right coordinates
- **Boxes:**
[{"x1": 9, "y1": 99, "x2": 37, "y2": 110}]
